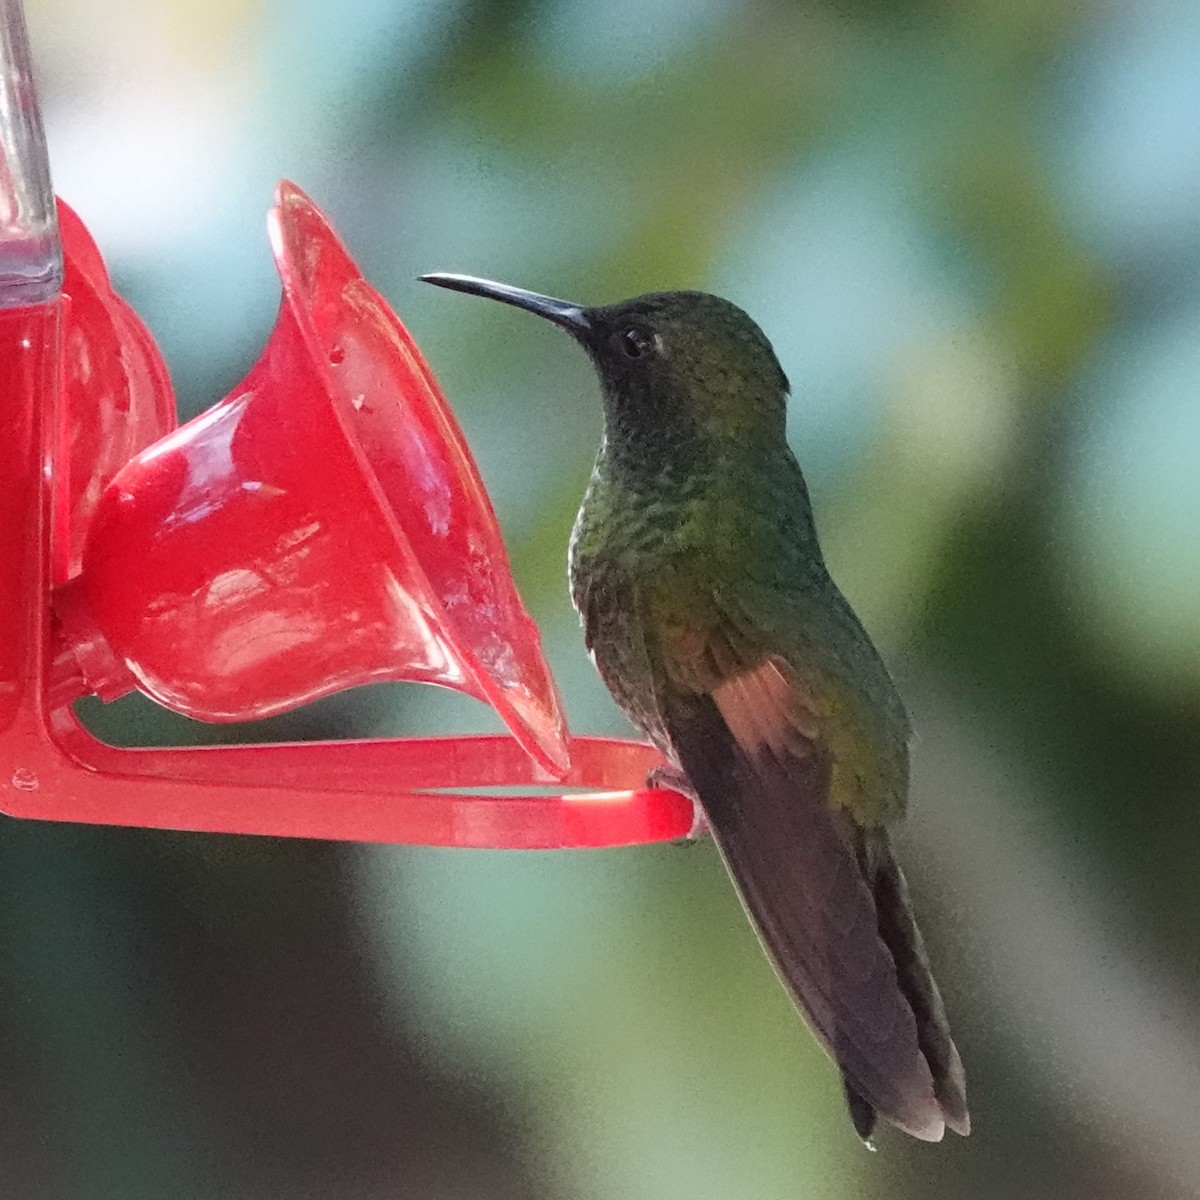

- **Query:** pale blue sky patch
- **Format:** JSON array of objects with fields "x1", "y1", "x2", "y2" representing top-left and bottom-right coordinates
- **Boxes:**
[{"x1": 1053, "y1": 0, "x2": 1200, "y2": 268}]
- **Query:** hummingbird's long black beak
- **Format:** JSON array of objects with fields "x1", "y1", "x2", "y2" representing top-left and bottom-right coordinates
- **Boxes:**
[{"x1": 419, "y1": 273, "x2": 591, "y2": 335}]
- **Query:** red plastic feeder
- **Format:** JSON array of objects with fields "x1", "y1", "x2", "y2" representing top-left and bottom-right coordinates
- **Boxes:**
[
  {"x1": 0, "y1": 12, "x2": 690, "y2": 847},
  {"x1": 56, "y1": 183, "x2": 572, "y2": 776}
]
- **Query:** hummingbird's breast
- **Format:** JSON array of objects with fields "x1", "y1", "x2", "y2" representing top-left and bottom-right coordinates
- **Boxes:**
[{"x1": 567, "y1": 460, "x2": 709, "y2": 750}]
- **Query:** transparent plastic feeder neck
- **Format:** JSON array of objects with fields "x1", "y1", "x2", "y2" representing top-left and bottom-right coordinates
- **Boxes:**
[{"x1": 0, "y1": 0, "x2": 60, "y2": 306}]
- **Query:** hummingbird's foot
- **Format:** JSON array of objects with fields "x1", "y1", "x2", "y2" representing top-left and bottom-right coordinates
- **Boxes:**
[{"x1": 646, "y1": 765, "x2": 709, "y2": 843}]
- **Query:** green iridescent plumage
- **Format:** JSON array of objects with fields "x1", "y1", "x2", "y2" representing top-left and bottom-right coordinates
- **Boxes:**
[{"x1": 422, "y1": 274, "x2": 969, "y2": 1144}]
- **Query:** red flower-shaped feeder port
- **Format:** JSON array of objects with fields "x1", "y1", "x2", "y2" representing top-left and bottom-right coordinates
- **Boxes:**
[{"x1": 1, "y1": 168, "x2": 692, "y2": 846}]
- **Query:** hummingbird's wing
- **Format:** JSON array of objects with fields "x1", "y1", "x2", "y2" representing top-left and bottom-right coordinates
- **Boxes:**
[{"x1": 650, "y1": 590, "x2": 961, "y2": 1142}]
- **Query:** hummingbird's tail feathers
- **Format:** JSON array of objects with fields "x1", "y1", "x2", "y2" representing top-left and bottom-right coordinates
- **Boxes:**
[
  {"x1": 842, "y1": 1077, "x2": 879, "y2": 1144},
  {"x1": 664, "y1": 669, "x2": 947, "y2": 1143},
  {"x1": 857, "y1": 831, "x2": 970, "y2": 1137}
]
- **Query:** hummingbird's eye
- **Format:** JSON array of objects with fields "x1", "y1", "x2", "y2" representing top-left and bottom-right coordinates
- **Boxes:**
[{"x1": 618, "y1": 326, "x2": 655, "y2": 359}]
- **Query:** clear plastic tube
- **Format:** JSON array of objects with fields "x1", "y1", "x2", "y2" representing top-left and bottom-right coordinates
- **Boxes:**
[{"x1": 0, "y1": 0, "x2": 59, "y2": 306}]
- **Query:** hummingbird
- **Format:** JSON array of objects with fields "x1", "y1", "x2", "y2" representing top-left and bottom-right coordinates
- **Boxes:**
[{"x1": 421, "y1": 273, "x2": 969, "y2": 1144}]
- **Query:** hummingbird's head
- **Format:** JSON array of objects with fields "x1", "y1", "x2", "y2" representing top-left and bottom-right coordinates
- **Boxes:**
[{"x1": 420, "y1": 275, "x2": 790, "y2": 465}]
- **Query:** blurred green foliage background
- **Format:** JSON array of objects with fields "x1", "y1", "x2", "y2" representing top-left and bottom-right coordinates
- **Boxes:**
[{"x1": 4, "y1": 0, "x2": 1199, "y2": 1196}]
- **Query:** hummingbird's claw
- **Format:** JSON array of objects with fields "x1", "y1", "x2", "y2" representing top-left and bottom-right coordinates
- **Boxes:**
[{"x1": 647, "y1": 765, "x2": 709, "y2": 843}]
